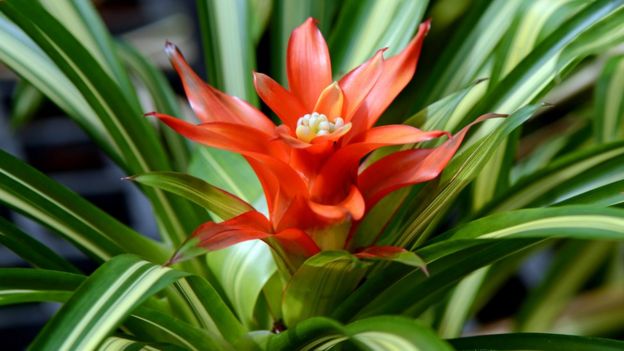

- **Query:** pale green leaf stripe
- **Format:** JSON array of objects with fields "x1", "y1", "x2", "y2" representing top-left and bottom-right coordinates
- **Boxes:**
[
  {"x1": 418, "y1": 207, "x2": 624, "y2": 262},
  {"x1": 172, "y1": 276, "x2": 250, "y2": 347},
  {"x1": 282, "y1": 251, "x2": 367, "y2": 327},
  {"x1": 131, "y1": 172, "x2": 253, "y2": 221},
  {"x1": 42, "y1": 0, "x2": 141, "y2": 104},
  {"x1": 419, "y1": 0, "x2": 521, "y2": 104},
  {"x1": 197, "y1": 0, "x2": 257, "y2": 105},
  {"x1": 0, "y1": 268, "x2": 83, "y2": 306},
  {"x1": 595, "y1": 54, "x2": 624, "y2": 143},
  {"x1": 0, "y1": 18, "x2": 109, "y2": 150},
  {"x1": 0, "y1": 270, "x2": 227, "y2": 351},
  {"x1": 30, "y1": 255, "x2": 188, "y2": 351},
  {"x1": 0, "y1": 1, "x2": 197, "y2": 247},
  {"x1": 485, "y1": 143, "x2": 624, "y2": 213},
  {"x1": 269, "y1": 316, "x2": 452, "y2": 351},
  {"x1": 478, "y1": 216, "x2": 624, "y2": 239},
  {"x1": 126, "y1": 307, "x2": 230, "y2": 351},
  {"x1": 328, "y1": 0, "x2": 427, "y2": 75}
]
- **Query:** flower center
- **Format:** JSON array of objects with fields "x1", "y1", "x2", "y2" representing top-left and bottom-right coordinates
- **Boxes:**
[{"x1": 295, "y1": 112, "x2": 345, "y2": 143}]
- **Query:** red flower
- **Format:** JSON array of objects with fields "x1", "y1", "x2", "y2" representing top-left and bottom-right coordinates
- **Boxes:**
[{"x1": 150, "y1": 19, "x2": 494, "y2": 269}]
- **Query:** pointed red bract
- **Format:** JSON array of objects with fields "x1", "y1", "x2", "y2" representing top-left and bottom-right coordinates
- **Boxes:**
[
  {"x1": 348, "y1": 21, "x2": 431, "y2": 139},
  {"x1": 253, "y1": 72, "x2": 306, "y2": 128},
  {"x1": 155, "y1": 19, "x2": 499, "y2": 268},
  {"x1": 287, "y1": 18, "x2": 332, "y2": 111},
  {"x1": 358, "y1": 114, "x2": 503, "y2": 208},
  {"x1": 338, "y1": 49, "x2": 385, "y2": 122},
  {"x1": 165, "y1": 42, "x2": 274, "y2": 133}
]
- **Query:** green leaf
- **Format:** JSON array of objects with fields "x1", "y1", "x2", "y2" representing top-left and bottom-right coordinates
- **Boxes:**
[
  {"x1": 594, "y1": 54, "x2": 624, "y2": 143},
  {"x1": 352, "y1": 80, "x2": 489, "y2": 249},
  {"x1": 115, "y1": 40, "x2": 190, "y2": 171},
  {"x1": 421, "y1": 206, "x2": 624, "y2": 262},
  {"x1": 0, "y1": 216, "x2": 79, "y2": 272},
  {"x1": 0, "y1": 17, "x2": 108, "y2": 151},
  {"x1": 196, "y1": 0, "x2": 257, "y2": 105},
  {"x1": 416, "y1": 0, "x2": 520, "y2": 105},
  {"x1": 387, "y1": 105, "x2": 540, "y2": 248},
  {"x1": 0, "y1": 150, "x2": 168, "y2": 262},
  {"x1": 467, "y1": 0, "x2": 623, "y2": 209},
  {"x1": 269, "y1": 316, "x2": 453, "y2": 351},
  {"x1": 0, "y1": 0, "x2": 205, "y2": 247},
  {"x1": 479, "y1": 141, "x2": 624, "y2": 214},
  {"x1": 9, "y1": 79, "x2": 44, "y2": 129},
  {"x1": 449, "y1": 333, "x2": 624, "y2": 351},
  {"x1": 516, "y1": 240, "x2": 613, "y2": 331},
  {"x1": 270, "y1": 0, "x2": 338, "y2": 83},
  {"x1": 40, "y1": 0, "x2": 140, "y2": 105},
  {"x1": 171, "y1": 276, "x2": 250, "y2": 347},
  {"x1": 29, "y1": 255, "x2": 188, "y2": 351},
  {"x1": 282, "y1": 251, "x2": 368, "y2": 327},
  {"x1": 189, "y1": 147, "x2": 265, "y2": 211},
  {"x1": 328, "y1": 0, "x2": 428, "y2": 76},
  {"x1": 0, "y1": 268, "x2": 83, "y2": 306},
  {"x1": 557, "y1": 179, "x2": 624, "y2": 206},
  {"x1": 206, "y1": 241, "x2": 276, "y2": 329},
  {"x1": 126, "y1": 307, "x2": 234, "y2": 351},
  {"x1": 558, "y1": 6, "x2": 624, "y2": 75},
  {"x1": 130, "y1": 171, "x2": 253, "y2": 221},
  {"x1": 335, "y1": 239, "x2": 541, "y2": 322},
  {"x1": 98, "y1": 336, "x2": 186, "y2": 351}
]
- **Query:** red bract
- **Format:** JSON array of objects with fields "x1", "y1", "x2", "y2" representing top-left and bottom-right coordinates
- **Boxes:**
[{"x1": 151, "y1": 18, "x2": 493, "y2": 267}]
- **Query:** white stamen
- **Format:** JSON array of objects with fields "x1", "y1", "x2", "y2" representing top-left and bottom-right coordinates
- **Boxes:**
[{"x1": 295, "y1": 112, "x2": 349, "y2": 142}]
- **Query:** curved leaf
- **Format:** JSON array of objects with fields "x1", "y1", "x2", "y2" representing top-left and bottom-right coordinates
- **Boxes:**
[
  {"x1": 282, "y1": 251, "x2": 368, "y2": 328},
  {"x1": 421, "y1": 206, "x2": 624, "y2": 261},
  {"x1": 29, "y1": 255, "x2": 188, "y2": 351},
  {"x1": 269, "y1": 316, "x2": 452, "y2": 351},
  {"x1": 0, "y1": 268, "x2": 83, "y2": 306},
  {"x1": 0, "y1": 217, "x2": 79, "y2": 272},
  {"x1": 207, "y1": 241, "x2": 277, "y2": 329},
  {"x1": 130, "y1": 172, "x2": 253, "y2": 221},
  {"x1": 449, "y1": 333, "x2": 624, "y2": 351},
  {"x1": 479, "y1": 141, "x2": 624, "y2": 214},
  {"x1": 595, "y1": 54, "x2": 624, "y2": 143},
  {"x1": 0, "y1": 150, "x2": 168, "y2": 262}
]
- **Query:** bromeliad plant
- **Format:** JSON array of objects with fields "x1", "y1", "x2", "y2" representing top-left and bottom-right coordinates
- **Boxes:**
[
  {"x1": 152, "y1": 19, "x2": 497, "y2": 276},
  {"x1": 1, "y1": 0, "x2": 624, "y2": 350}
]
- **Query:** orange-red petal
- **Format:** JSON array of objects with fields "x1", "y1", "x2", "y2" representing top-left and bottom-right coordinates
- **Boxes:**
[
  {"x1": 193, "y1": 211, "x2": 272, "y2": 251},
  {"x1": 338, "y1": 49, "x2": 385, "y2": 122},
  {"x1": 150, "y1": 113, "x2": 284, "y2": 158},
  {"x1": 274, "y1": 228, "x2": 321, "y2": 257},
  {"x1": 311, "y1": 125, "x2": 448, "y2": 203},
  {"x1": 287, "y1": 18, "x2": 332, "y2": 111},
  {"x1": 165, "y1": 42, "x2": 274, "y2": 133},
  {"x1": 308, "y1": 185, "x2": 365, "y2": 221},
  {"x1": 253, "y1": 72, "x2": 307, "y2": 128},
  {"x1": 348, "y1": 21, "x2": 431, "y2": 138},
  {"x1": 358, "y1": 113, "x2": 502, "y2": 208}
]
